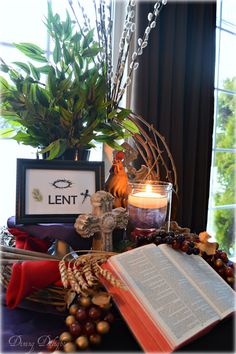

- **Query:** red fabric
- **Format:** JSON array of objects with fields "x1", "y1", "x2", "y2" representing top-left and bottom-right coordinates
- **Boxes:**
[
  {"x1": 8, "y1": 228, "x2": 51, "y2": 253},
  {"x1": 6, "y1": 260, "x2": 61, "y2": 308},
  {"x1": 6, "y1": 228, "x2": 61, "y2": 308}
]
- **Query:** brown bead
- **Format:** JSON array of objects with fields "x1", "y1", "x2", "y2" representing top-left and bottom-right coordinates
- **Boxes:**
[
  {"x1": 59, "y1": 331, "x2": 72, "y2": 343},
  {"x1": 96, "y1": 321, "x2": 110, "y2": 334},
  {"x1": 65, "y1": 315, "x2": 77, "y2": 326},
  {"x1": 83, "y1": 321, "x2": 96, "y2": 336},
  {"x1": 79, "y1": 296, "x2": 92, "y2": 308},
  {"x1": 172, "y1": 240, "x2": 180, "y2": 250},
  {"x1": 89, "y1": 333, "x2": 102, "y2": 346},
  {"x1": 88, "y1": 306, "x2": 102, "y2": 320},
  {"x1": 217, "y1": 267, "x2": 225, "y2": 277},
  {"x1": 104, "y1": 312, "x2": 115, "y2": 324},
  {"x1": 75, "y1": 308, "x2": 87, "y2": 322},
  {"x1": 63, "y1": 341, "x2": 77, "y2": 352},
  {"x1": 69, "y1": 322, "x2": 82, "y2": 337},
  {"x1": 226, "y1": 276, "x2": 235, "y2": 285},
  {"x1": 75, "y1": 335, "x2": 89, "y2": 349},
  {"x1": 215, "y1": 258, "x2": 224, "y2": 269},
  {"x1": 220, "y1": 251, "x2": 228, "y2": 262},
  {"x1": 69, "y1": 304, "x2": 79, "y2": 315},
  {"x1": 180, "y1": 242, "x2": 189, "y2": 252},
  {"x1": 225, "y1": 266, "x2": 234, "y2": 277}
]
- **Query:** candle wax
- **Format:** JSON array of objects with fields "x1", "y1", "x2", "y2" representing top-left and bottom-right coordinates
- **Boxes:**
[{"x1": 128, "y1": 192, "x2": 168, "y2": 209}]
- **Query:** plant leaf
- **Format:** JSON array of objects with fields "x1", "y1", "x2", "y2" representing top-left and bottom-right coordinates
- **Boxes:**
[
  {"x1": 13, "y1": 61, "x2": 30, "y2": 75},
  {"x1": 36, "y1": 87, "x2": 49, "y2": 108},
  {"x1": 117, "y1": 108, "x2": 132, "y2": 119},
  {"x1": 0, "y1": 128, "x2": 16, "y2": 138},
  {"x1": 47, "y1": 67, "x2": 57, "y2": 96},
  {"x1": 38, "y1": 65, "x2": 51, "y2": 74},
  {"x1": 63, "y1": 45, "x2": 71, "y2": 65},
  {"x1": 0, "y1": 76, "x2": 11, "y2": 90},
  {"x1": 29, "y1": 63, "x2": 40, "y2": 81},
  {"x1": 63, "y1": 10, "x2": 72, "y2": 39},
  {"x1": 82, "y1": 29, "x2": 94, "y2": 50},
  {"x1": 53, "y1": 36, "x2": 62, "y2": 64},
  {"x1": 60, "y1": 106, "x2": 72, "y2": 121},
  {"x1": 82, "y1": 47, "x2": 101, "y2": 58},
  {"x1": 40, "y1": 139, "x2": 67, "y2": 159},
  {"x1": 14, "y1": 43, "x2": 47, "y2": 63},
  {"x1": 120, "y1": 118, "x2": 140, "y2": 133}
]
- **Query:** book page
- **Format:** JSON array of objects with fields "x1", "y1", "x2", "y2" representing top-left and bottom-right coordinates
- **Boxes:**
[
  {"x1": 159, "y1": 244, "x2": 235, "y2": 317},
  {"x1": 109, "y1": 244, "x2": 220, "y2": 346}
]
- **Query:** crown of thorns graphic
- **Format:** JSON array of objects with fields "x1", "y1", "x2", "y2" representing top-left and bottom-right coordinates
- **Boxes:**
[{"x1": 51, "y1": 179, "x2": 73, "y2": 189}]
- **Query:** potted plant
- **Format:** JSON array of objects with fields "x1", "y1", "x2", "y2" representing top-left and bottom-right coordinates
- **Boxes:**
[
  {"x1": 0, "y1": 1, "x2": 166, "y2": 160},
  {"x1": 0, "y1": 2, "x2": 139, "y2": 160}
]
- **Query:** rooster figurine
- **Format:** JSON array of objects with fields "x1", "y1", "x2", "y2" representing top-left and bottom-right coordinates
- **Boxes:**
[{"x1": 105, "y1": 151, "x2": 128, "y2": 208}]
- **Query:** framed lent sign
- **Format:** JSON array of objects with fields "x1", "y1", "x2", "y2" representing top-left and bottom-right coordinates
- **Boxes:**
[{"x1": 16, "y1": 159, "x2": 104, "y2": 224}]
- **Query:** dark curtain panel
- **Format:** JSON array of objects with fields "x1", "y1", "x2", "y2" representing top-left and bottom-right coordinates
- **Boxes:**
[{"x1": 131, "y1": 1, "x2": 216, "y2": 232}]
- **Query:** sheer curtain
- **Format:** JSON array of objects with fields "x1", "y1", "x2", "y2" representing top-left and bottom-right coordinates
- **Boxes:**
[{"x1": 130, "y1": 1, "x2": 216, "y2": 232}]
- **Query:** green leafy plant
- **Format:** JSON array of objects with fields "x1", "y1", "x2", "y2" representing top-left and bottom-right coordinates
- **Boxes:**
[{"x1": 0, "y1": 3, "x2": 139, "y2": 159}]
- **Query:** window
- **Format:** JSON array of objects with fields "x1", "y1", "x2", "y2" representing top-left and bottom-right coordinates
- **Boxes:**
[
  {"x1": 207, "y1": 0, "x2": 236, "y2": 257},
  {"x1": 0, "y1": 0, "x2": 105, "y2": 226}
]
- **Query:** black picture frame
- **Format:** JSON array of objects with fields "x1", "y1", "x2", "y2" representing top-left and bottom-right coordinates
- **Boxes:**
[{"x1": 16, "y1": 158, "x2": 104, "y2": 224}]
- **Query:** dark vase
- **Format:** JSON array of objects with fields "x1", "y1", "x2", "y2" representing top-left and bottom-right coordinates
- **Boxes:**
[
  {"x1": 59, "y1": 148, "x2": 91, "y2": 161},
  {"x1": 41, "y1": 148, "x2": 90, "y2": 161}
]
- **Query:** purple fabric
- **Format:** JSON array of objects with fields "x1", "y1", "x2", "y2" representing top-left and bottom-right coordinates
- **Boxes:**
[
  {"x1": 7, "y1": 216, "x2": 92, "y2": 250},
  {"x1": 1, "y1": 305, "x2": 66, "y2": 352},
  {"x1": 1, "y1": 304, "x2": 235, "y2": 353},
  {"x1": 1, "y1": 305, "x2": 141, "y2": 353}
]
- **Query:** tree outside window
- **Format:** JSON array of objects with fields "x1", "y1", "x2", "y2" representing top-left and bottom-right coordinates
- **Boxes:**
[{"x1": 207, "y1": 0, "x2": 236, "y2": 257}]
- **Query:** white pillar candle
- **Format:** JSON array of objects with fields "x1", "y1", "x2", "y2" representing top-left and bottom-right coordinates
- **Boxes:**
[
  {"x1": 127, "y1": 182, "x2": 172, "y2": 231},
  {"x1": 128, "y1": 184, "x2": 168, "y2": 209},
  {"x1": 128, "y1": 191, "x2": 167, "y2": 209}
]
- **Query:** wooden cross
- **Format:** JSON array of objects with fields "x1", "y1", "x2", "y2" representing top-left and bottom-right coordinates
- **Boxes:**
[{"x1": 74, "y1": 191, "x2": 128, "y2": 252}]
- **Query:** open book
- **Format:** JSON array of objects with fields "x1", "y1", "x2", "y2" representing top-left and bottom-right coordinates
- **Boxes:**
[{"x1": 102, "y1": 244, "x2": 235, "y2": 353}]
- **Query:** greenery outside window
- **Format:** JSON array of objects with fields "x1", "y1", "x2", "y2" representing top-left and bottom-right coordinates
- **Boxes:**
[{"x1": 207, "y1": 0, "x2": 236, "y2": 257}]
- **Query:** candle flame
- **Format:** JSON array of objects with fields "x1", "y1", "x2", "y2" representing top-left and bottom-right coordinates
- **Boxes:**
[{"x1": 145, "y1": 184, "x2": 152, "y2": 193}]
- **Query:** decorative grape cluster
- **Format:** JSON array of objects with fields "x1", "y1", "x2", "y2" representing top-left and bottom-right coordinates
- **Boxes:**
[
  {"x1": 135, "y1": 230, "x2": 200, "y2": 255},
  {"x1": 202, "y1": 249, "x2": 235, "y2": 288},
  {"x1": 47, "y1": 295, "x2": 115, "y2": 352}
]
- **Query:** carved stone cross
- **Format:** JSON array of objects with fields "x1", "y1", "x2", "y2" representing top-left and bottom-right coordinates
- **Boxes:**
[{"x1": 74, "y1": 191, "x2": 128, "y2": 252}]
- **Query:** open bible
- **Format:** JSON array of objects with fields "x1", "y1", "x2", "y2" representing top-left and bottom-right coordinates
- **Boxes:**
[{"x1": 102, "y1": 244, "x2": 235, "y2": 353}]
